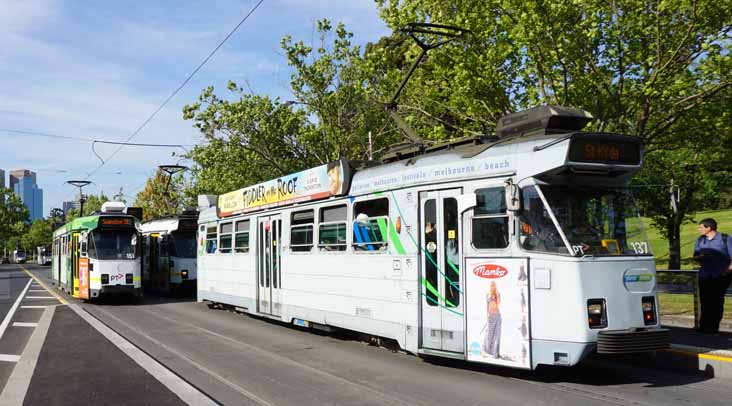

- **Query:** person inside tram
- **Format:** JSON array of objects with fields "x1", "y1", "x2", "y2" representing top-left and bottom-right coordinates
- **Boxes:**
[{"x1": 519, "y1": 200, "x2": 564, "y2": 253}]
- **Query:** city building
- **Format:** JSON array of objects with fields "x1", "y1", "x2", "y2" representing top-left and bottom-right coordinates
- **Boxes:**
[
  {"x1": 10, "y1": 169, "x2": 43, "y2": 220},
  {"x1": 0, "y1": 169, "x2": 5, "y2": 189},
  {"x1": 63, "y1": 200, "x2": 80, "y2": 215}
]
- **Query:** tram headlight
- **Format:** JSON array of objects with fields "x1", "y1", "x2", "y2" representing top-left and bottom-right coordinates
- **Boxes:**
[
  {"x1": 642, "y1": 296, "x2": 657, "y2": 325},
  {"x1": 587, "y1": 299, "x2": 607, "y2": 329},
  {"x1": 101, "y1": 274, "x2": 109, "y2": 284},
  {"x1": 182, "y1": 270, "x2": 189, "y2": 279}
]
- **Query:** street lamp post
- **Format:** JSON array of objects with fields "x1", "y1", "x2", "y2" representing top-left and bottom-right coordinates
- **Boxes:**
[{"x1": 66, "y1": 180, "x2": 92, "y2": 216}]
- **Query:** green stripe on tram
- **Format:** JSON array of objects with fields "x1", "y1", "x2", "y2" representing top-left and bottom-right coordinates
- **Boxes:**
[
  {"x1": 446, "y1": 256, "x2": 460, "y2": 277},
  {"x1": 387, "y1": 219, "x2": 406, "y2": 255},
  {"x1": 421, "y1": 278, "x2": 456, "y2": 308}
]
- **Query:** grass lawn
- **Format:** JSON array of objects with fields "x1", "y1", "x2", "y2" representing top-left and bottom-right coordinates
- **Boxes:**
[
  {"x1": 644, "y1": 208, "x2": 732, "y2": 270},
  {"x1": 658, "y1": 293, "x2": 732, "y2": 318}
]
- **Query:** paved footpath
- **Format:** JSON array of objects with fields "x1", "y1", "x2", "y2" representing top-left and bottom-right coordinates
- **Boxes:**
[{"x1": 0, "y1": 264, "x2": 213, "y2": 406}]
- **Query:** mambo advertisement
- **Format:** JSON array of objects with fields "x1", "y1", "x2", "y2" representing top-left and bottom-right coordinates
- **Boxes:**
[
  {"x1": 466, "y1": 258, "x2": 530, "y2": 369},
  {"x1": 217, "y1": 160, "x2": 352, "y2": 217}
]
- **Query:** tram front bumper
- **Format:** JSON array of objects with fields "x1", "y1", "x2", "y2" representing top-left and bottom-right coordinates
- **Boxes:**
[
  {"x1": 94, "y1": 285, "x2": 142, "y2": 298},
  {"x1": 596, "y1": 328, "x2": 670, "y2": 354}
]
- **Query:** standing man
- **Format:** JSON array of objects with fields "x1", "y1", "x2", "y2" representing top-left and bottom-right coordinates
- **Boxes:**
[{"x1": 693, "y1": 218, "x2": 732, "y2": 334}]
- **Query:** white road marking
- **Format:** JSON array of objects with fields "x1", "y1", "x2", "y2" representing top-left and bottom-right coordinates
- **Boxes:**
[
  {"x1": 67, "y1": 303, "x2": 217, "y2": 406},
  {"x1": 0, "y1": 306, "x2": 54, "y2": 405},
  {"x1": 12, "y1": 323, "x2": 37, "y2": 328},
  {"x1": 28, "y1": 290, "x2": 46, "y2": 292},
  {"x1": 22, "y1": 296, "x2": 56, "y2": 300},
  {"x1": 20, "y1": 306, "x2": 48, "y2": 309},
  {"x1": 0, "y1": 354, "x2": 21, "y2": 363},
  {"x1": 0, "y1": 279, "x2": 32, "y2": 340}
]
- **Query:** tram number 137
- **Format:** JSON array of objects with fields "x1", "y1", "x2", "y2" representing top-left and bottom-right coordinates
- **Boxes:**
[{"x1": 629, "y1": 241, "x2": 649, "y2": 255}]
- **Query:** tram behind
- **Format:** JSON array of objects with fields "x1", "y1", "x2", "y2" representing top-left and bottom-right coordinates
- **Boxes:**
[
  {"x1": 197, "y1": 106, "x2": 668, "y2": 370},
  {"x1": 36, "y1": 245, "x2": 52, "y2": 265},
  {"x1": 51, "y1": 202, "x2": 142, "y2": 299},
  {"x1": 140, "y1": 212, "x2": 199, "y2": 294}
]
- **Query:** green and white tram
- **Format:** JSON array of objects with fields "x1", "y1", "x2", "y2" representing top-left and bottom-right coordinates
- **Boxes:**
[
  {"x1": 140, "y1": 211, "x2": 198, "y2": 294},
  {"x1": 197, "y1": 106, "x2": 668, "y2": 370},
  {"x1": 52, "y1": 202, "x2": 142, "y2": 299}
]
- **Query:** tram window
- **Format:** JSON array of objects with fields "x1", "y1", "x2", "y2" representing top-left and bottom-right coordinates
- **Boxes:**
[
  {"x1": 219, "y1": 223, "x2": 233, "y2": 253},
  {"x1": 518, "y1": 186, "x2": 568, "y2": 254},
  {"x1": 291, "y1": 209, "x2": 314, "y2": 252},
  {"x1": 319, "y1": 205, "x2": 347, "y2": 251},
  {"x1": 353, "y1": 198, "x2": 389, "y2": 251},
  {"x1": 472, "y1": 188, "x2": 509, "y2": 249},
  {"x1": 234, "y1": 220, "x2": 250, "y2": 253},
  {"x1": 205, "y1": 226, "x2": 218, "y2": 254}
]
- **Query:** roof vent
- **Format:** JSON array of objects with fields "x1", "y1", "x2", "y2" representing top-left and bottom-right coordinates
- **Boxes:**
[
  {"x1": 101, "y1": 201, "x2": 126, "y2": 213},
  {"x1": 496, "y1": 105, "x2": 593, "y2": 139}
]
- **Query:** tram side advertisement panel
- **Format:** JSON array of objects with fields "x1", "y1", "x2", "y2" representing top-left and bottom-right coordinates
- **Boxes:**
[{"x1": 466, "y1": 257, "x2": 530, "y2": 369}]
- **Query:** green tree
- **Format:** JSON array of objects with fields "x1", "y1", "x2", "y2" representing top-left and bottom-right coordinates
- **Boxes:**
[
  {"x1": 21, "y1": 218, "x2": 53, "y2": 255},
  {"x1": 183, "y1": 21, "x2": 400, "y2": 197},
  {"x1": 0, "y1": 188, "x2": 30, "y2": 258},
  {"x1": 134, "y1": 169, "x2": 191, "y2": 221}
]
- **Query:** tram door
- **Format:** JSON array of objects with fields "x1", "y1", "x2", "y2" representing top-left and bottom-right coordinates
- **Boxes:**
[
  {"x1": 71, "y1": 233, "x2": 80, "y2": 298},
  {"x1": 419, "y1": 189, "x2": 464, "y2": 353},
  {"x1": 148, "y1": 234, "x2": 160, "y2": 290},
  {"x1": 257, "y1": 215, "x2": 282, "y2": 317}
]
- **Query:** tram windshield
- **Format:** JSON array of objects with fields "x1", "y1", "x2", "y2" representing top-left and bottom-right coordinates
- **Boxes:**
[
  {"x1": 90, "y1": 230, "x2": 139, "y2": 260},
  {"x1": 538, "y1": 185, "x2": 652, "y2": 256},
  {"x1": 169, "y1": 232, "x2": 197, "y2": 258}
]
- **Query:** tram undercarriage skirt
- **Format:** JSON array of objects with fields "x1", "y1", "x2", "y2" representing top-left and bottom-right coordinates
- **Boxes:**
[{"x1": 596, "y1": 328, "x2": 670, "y2": 354}]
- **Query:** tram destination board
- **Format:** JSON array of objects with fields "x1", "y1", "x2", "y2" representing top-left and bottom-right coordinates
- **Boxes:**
[
  {"x1": 99, "y1": 216, "x2": 135, "y2": 228},
  {"x1": 567, "y1": 137, "x2": 641, "y2": 165}
]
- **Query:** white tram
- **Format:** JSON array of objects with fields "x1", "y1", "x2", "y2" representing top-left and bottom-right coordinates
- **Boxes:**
[
  {"x1": 36, "y1": 245, "x2": 52, "y2": 265},
  {"x1": 140, "y1": 212, "x2": 198, "y2": 294},
  {"x1": 51, "y1": 202, "x2": 142, "y2": 299},
  {"x1": 197, "y1": 106, "x2": 668, "y2": 369}
]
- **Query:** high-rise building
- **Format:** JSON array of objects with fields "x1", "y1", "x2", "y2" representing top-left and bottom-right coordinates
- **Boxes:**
[
  {"x1": 63, "y1": 200, "x2": 80, "y2": 215},
  {"x1": 10, "y1": 169, "x2": 44, "y2": 220},
  {"x1": 0, "y1": 169, "x2": 5, "y2": 190}
]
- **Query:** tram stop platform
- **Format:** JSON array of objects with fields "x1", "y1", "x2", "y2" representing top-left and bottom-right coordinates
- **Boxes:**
[{"x1": 595, "y1": 326, "x2": 732, "y2": 381}]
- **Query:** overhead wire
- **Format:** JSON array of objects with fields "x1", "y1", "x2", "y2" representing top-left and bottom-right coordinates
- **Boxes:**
[{"x1": 84, "y1": 0, "x2": 267, "y2": 179}]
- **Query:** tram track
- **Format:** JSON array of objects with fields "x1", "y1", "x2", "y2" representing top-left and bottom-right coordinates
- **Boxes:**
[
  {"x1": 84, "y1": 299, "x2": 731, "y2": 406},
  {"x1": 86, "y1": 304, "x2": 422, "y2": 406}
]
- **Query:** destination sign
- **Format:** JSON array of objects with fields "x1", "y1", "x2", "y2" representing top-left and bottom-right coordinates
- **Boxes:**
[
  {"x1": 217, "y1": 160, "x2": 351, "y2": 217},
  {"x1": 100, "y1": 217, "x2": 134, "y2": 227},
  {"x1": 568, "y1": 137, "x2": 641, "y2": 165}
]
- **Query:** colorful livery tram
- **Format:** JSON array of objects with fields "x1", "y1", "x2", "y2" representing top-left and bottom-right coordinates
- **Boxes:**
[
  {"x1": 196, "y1": 106, "x2": 668, "y2": 370},
  {"x1": 51, "y1": 202, "x2": 142, "y2": 299}
]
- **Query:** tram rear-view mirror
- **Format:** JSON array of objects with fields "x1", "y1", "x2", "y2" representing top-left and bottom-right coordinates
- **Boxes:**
[{"x1": 505, "y1": 183, "x2": 521, "y2": 211}]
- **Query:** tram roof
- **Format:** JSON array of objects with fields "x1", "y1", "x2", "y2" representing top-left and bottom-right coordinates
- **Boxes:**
[{"x1": 200, "y1": 130, "x2": 642, "y2": 222}]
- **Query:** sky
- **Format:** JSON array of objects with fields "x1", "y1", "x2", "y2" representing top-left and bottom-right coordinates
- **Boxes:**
[{"x1": 0, "y1": 0, "x2": 389, "y2": 216}]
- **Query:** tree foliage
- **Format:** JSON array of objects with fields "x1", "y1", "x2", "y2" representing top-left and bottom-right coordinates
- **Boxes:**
[
  {"x1": 0, "y1": 188, "x2": 29, "y2": 256},
  {"x1": 182, "y1": 1, "x2": 731, "y2": 267},
  {"x1": 134, "y1": 169, "x2": 191, "y2": 221},
  {"x1": 21, "y1": 218, "x2": 53, "y2": 253}
]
